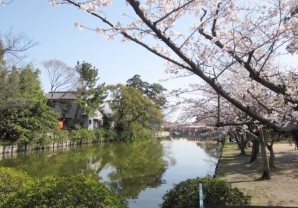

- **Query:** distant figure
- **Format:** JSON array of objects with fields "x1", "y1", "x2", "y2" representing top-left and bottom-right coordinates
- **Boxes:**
[
  {"x1": 247, "y1": 141, "x2": 253, "y2": 148},
  {"x1": 294, "y1": 139, "x2": 298, "y2": 150},
  {"x1": 288, "y1": 137, "x2": 293, "y2": 146},
  {"x1": 58, "y1": 119, "x2": 64, "y2": 130}
]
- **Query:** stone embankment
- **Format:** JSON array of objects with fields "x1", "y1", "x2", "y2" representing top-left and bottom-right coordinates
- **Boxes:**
[
  {"x1": 0, "y1": 131, "x2": 170, "y2": 156},
  {"x1": 0, "y1": 139, "x2": 109, "y2": 156}
]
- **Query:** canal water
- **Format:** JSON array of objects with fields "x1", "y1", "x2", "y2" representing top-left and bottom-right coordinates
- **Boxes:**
[{"x1": 0, "y1": 138, "x2": 221, "y2": 208}]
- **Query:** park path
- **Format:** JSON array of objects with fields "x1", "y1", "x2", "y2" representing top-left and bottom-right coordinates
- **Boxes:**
[{"x1": 217, "y1": 142, "x2": 298, "y2": 207}]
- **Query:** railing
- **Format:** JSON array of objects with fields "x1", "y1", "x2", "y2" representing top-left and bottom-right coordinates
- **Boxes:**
[{"x1": 199, "y1": 181, "x2": 204, "y2": 208}]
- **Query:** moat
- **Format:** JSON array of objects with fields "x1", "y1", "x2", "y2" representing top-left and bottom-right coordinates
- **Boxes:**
[{"x1": 0, "y1": 138, "x2": 221, "y2": 208}]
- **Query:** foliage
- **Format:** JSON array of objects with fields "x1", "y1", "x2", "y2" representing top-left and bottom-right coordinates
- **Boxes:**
[
  {"x1": 0, "y1": 65, "x2": 58, "y2": 145},
  {"x1": 1, "y1": 175, "x2": 128, "y2": 208},
  {"x1": 70, "y1": 129, "x2": 95, "y2": 142},
  {"x1": 75, "y1": 61, "x2": 107, "y2": 117},
  {"x1": 53, "y1": 129, "x2": 69, "y2": 142},
  {"x1": 70, "y1": 128, "x2": 115, "y2": 142},
  {"x1": 0, "y1": 167, "x2": 32, "y2": 204},
  {"x1": 126, "y1": 74, "x2": 167, "y2": 108},
  {"x1": 108, "y1": 84, "x2": 163, "y2": 139},
  {"x1": 161, "y1": 177, "x2": 251, "y2": 208},
  {"x1": 0, "y1": 39, "x2": 3, "y2": 64}
]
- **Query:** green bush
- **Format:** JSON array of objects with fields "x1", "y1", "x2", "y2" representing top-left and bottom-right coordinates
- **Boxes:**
[
  {"x1": 53, "y1": 129, "x2": 69, "y2": 142},
  {"x1": 104, "y1": 129, "x2": 117, "y2": 139},
  {"x1": 1, "y1": 175, "x2": 128, "y2": 208},
  {"x1": 93, "y1": 128, "x2": 104, "y2": 141},
  {"x1": 0, "y1": 167, "x2": 32, "y2": 203},
  {"x1": 70, "y1": 129, "x2": 94, "y2": 142},
  {"x1": 161, "y1": 177, "x2": 251, "y2": 208}
]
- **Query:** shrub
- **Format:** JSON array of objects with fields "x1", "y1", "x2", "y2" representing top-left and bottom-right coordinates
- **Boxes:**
[
  {"x1": 104, "y1": 129, "x2": 117, "y2": 139},
  {"x1": 1, "y1": 175, "x2": 128, "y2": 208},
  {"x1": 53, "y1": 129, "x2": 69, "y2": 142},
  {"x1": 93, "y1": 128, "x2": 105, "y2": 141},
  {"x1": 0, "y1": 167, "x2": 32, "y2": 203},
  {"x1": 70, "y1": 129, "x2": 94, "y2": 142},
  {"x1": 161, "y1": 177, "x2": 251, "y2": 208}
]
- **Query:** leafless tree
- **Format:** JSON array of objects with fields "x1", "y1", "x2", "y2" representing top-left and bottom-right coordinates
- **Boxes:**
[
  {"x1": 42, "y1": 59, "x2": 79, "y2": 98},
  {"x1": 0, "y1": 29, "x2": 38, "y2": 64}
]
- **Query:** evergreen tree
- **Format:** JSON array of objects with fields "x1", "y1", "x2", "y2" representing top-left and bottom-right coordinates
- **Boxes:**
[
  {"x1": 75, "y1": 61, "x2": 107, "y2": 118},
  {"x1": 108, "y1": 84, "x2": 163, "y2": 139},
  {"x1": 0, "y1": 65, "x2": 58, "y2": 144}
]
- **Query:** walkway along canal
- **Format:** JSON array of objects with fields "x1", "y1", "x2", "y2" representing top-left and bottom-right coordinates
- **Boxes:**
[{"x1": 0, "y1": 138, "x2": 221, "y2": 208}]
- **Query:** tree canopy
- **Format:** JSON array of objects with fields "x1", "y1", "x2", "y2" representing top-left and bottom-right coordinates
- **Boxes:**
[
  {"x1": 0, "y1": 64, "x2": 58, "y2": 144},
  {"x1": 42, "y1": 59, "x2": 79, "y2": 95},
  {"x1": 75, "y1": 61, "x2": 107, "y2": 117},
  {"x1": 108, "y1": 84, "x2": 163, "y2": 139},
  {"x1": 126, "y1": 74, "x2": 167, "y2": 109}
]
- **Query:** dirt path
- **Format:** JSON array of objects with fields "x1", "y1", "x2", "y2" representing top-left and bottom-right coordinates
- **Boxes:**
[{"x1": 216, "y1": 142, "x2": 298, "y2": 207}]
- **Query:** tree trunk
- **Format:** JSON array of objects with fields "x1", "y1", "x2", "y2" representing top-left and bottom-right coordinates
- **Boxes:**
[
  {"x1": 259, "y1": 129, "x2": 271, "y2": 180},
  {"x1": 267, "y1": 144, "x2": 275, "y2": 168},
  {"x1": 293, "y1": 132, "x2": 298, "y2": 150},
  {"x1": 250, "y1": 138, "x2": 259, "y2": 163},
  {"x1": 232, "y1": 132, "x2": 246, "y2": 155},
  {"x1": 239, "y1": 134, "x2": 247, "y2": 155},
  {"x1": 266, "y1": 138, "x2": 275, "y2": 168}
]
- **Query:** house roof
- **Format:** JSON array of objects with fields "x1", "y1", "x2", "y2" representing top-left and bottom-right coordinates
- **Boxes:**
[{"x1": 45, "y1": 92, "x2": 77, "y2": 100}]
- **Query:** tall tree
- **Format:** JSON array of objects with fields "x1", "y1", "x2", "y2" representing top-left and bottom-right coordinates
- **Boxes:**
[
  {"x1": 42, "y1": 59, "x2": 79, "y2": 96},
  {"x1": 0, "y1": 65, "x2": 58, "y2": 144},
  {"x1": 0, "y1": 29, "x2": 37, "y2": 65},
  {"x1": 75, "y1": 61, "x2": 107, "y2": 117},
  {"x1": 47, "y1": 0, "x2": 298, "y2": 137},
  {"x1": 126, "y1": 74, "x2": 167, "y2": 108},
  {"x1": 0, "y1": 39, "x2": 4, "y2": 64},
  {"x1": 108, "y1": 84, "x2": 163, "y2": 139}
]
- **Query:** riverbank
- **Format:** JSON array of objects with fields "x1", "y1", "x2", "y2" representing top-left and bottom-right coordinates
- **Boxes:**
[
  {"x1": 216, "y1": 142, "x2": 298, "y2": 207},
  {"x1": 0, "y1": 131, "x2": 170, "y2": 156}
]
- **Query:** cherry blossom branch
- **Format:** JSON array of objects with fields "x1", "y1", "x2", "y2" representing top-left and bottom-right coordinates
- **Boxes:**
[
  {"x1": 126, "y1": 0, "x2": 298, "y2": 133},
  {"x1": 153, "y1": 0, "x2": 195, "y2": 26},
  {"x1": 63, "y1": 0, "x2": 190, "y2": 71}
]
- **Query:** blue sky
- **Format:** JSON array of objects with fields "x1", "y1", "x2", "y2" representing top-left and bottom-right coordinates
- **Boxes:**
[{"x1": 1, "y1": 0, "x2": 197, "y2": 94}]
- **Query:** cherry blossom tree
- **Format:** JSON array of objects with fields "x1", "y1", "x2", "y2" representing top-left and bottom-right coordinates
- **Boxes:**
[
  {"x1": 47, "y1": 0, "x2": 298, "y2": 134},
  {"x1": 3, "y1": 1, "x2": 298, "y2": 136}
]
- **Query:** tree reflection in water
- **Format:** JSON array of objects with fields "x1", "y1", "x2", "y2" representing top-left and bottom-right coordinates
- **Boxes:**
[
  {"x1": 0, "y1": 138, "x2": 220, "y2": 204},
  {"x1": 0, "y1": 139, "x2": 169, "y2": 199},
  {"x1": 100, "y1": 139, "x2": 167, "y2": 199}
]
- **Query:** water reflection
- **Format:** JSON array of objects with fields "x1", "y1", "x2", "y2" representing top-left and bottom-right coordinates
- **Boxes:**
[
  {"x1": 98, "y1": 140, "x2": 167, "y2": 199},
  {"x1": 0, "y1": 138, "x2": 220, "y2": 208}
]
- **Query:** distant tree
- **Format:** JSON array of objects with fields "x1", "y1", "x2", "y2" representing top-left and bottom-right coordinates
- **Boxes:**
[
  {"x1": 108, "y1": 84, "x2": 163, "y2": 139},
  {"x1": 0, "y1": 65, "x2": 58, "y2": 144},
  {"x1": 0, "y1": 39, "x2": 4, "y2": 64},
  {"x1": 0, "y1": 29, "x2": 37, "y2": 65},
  {"x1": 42, "y1": 59, "x2": 79, "y2": 97},
  {"x1": 75, "y1": 61, "x2": 107, "y2": 118},
  {"x1": 126, "y1": 74, "x2": 167, "y2": 108}
]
